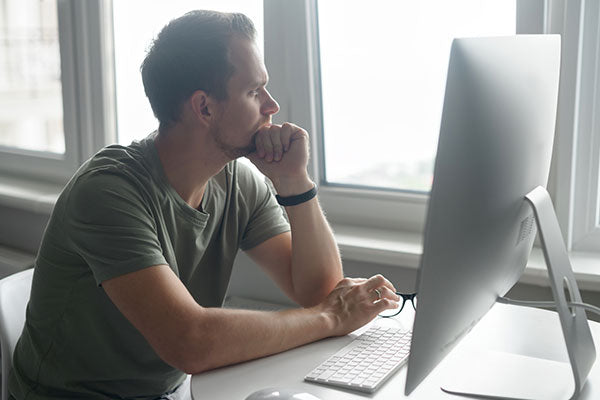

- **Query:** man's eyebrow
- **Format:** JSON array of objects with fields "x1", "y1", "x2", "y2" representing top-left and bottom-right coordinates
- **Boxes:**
[{"x1": 250, "y1": 77, "x2": 269, "y2": 88}]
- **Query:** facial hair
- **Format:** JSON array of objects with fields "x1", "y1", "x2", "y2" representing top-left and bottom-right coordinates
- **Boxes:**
[{"x1": 210, "y1": 125, "x2": 257, "y2": 159}]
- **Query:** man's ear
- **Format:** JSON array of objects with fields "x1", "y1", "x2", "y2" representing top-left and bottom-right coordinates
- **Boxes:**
[{"x1": 189, "y1": 90, "x2": 215, "y2": 125}]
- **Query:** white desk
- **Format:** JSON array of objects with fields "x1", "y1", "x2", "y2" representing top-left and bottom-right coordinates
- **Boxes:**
[{"x1": 191, "y1": 303, "x2": 600, "y2": 399}]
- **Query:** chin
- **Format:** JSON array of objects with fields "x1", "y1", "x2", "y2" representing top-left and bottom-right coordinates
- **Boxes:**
[{"x1": 223, "y1": 143, "x2": 256, "y2": 160}]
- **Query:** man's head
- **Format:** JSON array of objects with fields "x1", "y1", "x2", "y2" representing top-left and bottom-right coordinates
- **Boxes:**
[{"x1": 141, "y1": 10, "x2": 257, "y2": 132}]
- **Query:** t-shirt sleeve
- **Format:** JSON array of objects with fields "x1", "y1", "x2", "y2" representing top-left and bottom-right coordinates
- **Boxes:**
[
  {"x1": 65, "y1": 169, "x2": 167, "y2": 285},
  {"x1": 236, "y1": 163, "x2": 291, "y2": 251}
]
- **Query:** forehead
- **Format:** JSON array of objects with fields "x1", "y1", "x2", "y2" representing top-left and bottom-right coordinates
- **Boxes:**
[{"x1": 227, "y1": 35, "x2": 268, "y2": 90}]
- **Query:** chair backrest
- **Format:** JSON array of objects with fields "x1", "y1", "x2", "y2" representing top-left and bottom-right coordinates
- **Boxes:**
[{"x1": 0, "y1": 268, "x2": 33, "y2": 400}]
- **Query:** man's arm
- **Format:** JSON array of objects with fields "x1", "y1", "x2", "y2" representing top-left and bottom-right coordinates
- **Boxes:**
[
  {"x1": 102, "y1": 264, "x2": 399, "y2": 374},
  {"x1": 245, "y1": 200, "x2": 341, "y2": 308},
  {"x1": 102, "y1": 122, "x2": 399, "y2": 375},
  {"x1": 247, "y1": 123, "x2": 343, "y2": 307}
]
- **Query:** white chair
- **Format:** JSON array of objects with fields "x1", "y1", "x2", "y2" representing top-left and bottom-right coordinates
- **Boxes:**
[{"x1": 0, "y1": 269, "x2": 33, "y2": 400}]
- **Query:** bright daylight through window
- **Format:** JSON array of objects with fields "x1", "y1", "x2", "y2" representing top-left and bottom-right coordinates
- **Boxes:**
[
  {"x1": 113, "y1": 0, "x2": 263, "y2": 147},
  {"x1": 0, "y1": 0, "x2": 64, "y2": 154},
  {"x1": 317, "y1": 0, "x2": 516, "y2": 193}
]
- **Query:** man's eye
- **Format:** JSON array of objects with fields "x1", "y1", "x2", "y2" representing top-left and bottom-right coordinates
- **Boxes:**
[{"x1": 250, "y1": 90, "x2": 259, "y2": 97}]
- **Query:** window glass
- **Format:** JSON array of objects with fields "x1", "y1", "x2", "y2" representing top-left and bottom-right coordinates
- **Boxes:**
[
  {"x1": 317, "y1": 0, "x2": 516, "y2": 192},
  {"x1": 113, "y1": 0, "x2": 264, "y2": 146},
  {"x1": 0, "y1": 0, "x2": 64, "y2": 154}
]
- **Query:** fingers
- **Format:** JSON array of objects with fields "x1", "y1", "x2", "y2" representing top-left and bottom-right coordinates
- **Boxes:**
[
  {"x1": 370, "y1": 288, "x2": 384, "y2": 302},
  {"x1": 372, "y1": 298, "x2": 400, "y2": 315},
  {"x1": 280, "y1": 123, "x2": 293, "y2": 153},
  {"x1": 254, "y1": 128, "x2": 271, "y2": 160},
  {"x1": 271, "y1": 131, "x2": 283, "y2": 162},
  {"x1": 371, "y1": 286, "x2": 399, "y2": 302},
  {"x1": 334, "y1": 276, "x2": 398, "y2": 303},
  {"x1": 335, "y1": 277, "x2": 367, "y2": 288},
  {"x1": 254, "y1": 123, "x2": 299, "y2": 162},
  {"x1": 323, "y1": 275, "x2": 403, "y2": 336},
  {"x1": 363, "y1": 274, "x2": 398, "y2": 297}
]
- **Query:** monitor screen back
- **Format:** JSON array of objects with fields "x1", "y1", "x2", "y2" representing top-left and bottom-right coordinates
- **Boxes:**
[{"x1": 405, "y1": 35, "x2": 561, "y2": 395}]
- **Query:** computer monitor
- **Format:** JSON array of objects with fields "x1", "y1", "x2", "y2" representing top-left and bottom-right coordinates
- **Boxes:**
[{"x1": 405, "y1": 35, "x2": 595, "y2": 398}]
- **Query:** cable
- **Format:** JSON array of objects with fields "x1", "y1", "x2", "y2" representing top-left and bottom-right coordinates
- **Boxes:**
[{"x1": 497, "y1": 296, "x2": 600, "y2": 316}]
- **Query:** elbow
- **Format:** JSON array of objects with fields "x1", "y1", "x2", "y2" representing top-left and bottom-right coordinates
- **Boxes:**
[
  {"x1": 153, "y1": 332, "x2": 207, "y2": 375},
  {"x1": 178, "y1": 359, "x2": 208, "y2": 375},
  {"x1": 295, "y1": 284, "x2": 335, "y2": 308},
  {"x1": 150, "y1": 310, "x2": 215, "y2": 375},
  {"x1": 160, "y1": 333, "x2": 215, "y2": 375},
  {"x1": 293, "y1": 273, "x2": 341, "y2": 308},
  {"x1": 172, "y1": 326, "x2": 222, "y2": 374},
  {"x1": 169, "y1": 345, "x2": 204, "y2": 374}
]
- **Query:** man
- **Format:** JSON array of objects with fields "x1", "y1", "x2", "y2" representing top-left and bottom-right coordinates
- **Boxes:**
[{"x1": 9, "y1": 10, "x2": 399, "y2": 399}]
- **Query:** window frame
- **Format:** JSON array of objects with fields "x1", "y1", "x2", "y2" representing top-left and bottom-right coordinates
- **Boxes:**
[
  {"x1": 0, "y1": 0, "x2": 115, "y2": 185},
  {"x1": 264, "y1": 0, "x2": 548, "y2": 234},
  {"x1": 1, "y1": 0, "x2": 596, "y2": 254},
  {"x1": 564, "y1": 0, "x2": 600, "y2": 251}
]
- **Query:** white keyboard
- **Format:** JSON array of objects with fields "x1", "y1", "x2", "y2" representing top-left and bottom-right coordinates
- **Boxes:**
[{"x1": 304, "y1": 326, "x2": 412, "y2": 393}]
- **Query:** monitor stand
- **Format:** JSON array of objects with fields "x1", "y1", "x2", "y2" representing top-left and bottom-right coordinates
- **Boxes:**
[{"x1": 440, "y1": 186, "x2": 596, "y2": 400}]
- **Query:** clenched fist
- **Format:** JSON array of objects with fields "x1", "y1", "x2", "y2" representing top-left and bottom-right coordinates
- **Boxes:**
[{"x1": 247, "y1": 122, "x2": 313, "y2": 196}]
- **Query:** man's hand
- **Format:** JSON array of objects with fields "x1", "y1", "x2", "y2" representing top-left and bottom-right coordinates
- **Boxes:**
[
  {"x1": 316, "y1": 275, "x2": 401, "y2": 337},
  {"x1": 103, "y1": 265, "x2": 401, "y2": 374},
  {"x1": 247, "y1": 123, "x2": 311, "y2": 195}
]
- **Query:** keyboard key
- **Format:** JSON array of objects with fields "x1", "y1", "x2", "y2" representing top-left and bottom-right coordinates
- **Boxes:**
[{"x1": 304, "y1": 326, "x2": 411, "y2": 394}]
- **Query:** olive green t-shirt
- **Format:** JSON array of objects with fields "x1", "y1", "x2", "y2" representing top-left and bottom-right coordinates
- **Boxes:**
[{"x1": 9, "y1": 133, "x2": 290, "y2": 400}]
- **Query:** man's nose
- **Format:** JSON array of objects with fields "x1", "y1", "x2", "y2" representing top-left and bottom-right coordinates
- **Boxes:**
[{"x1": 261, "y1": 90, "x2": 280, "y2": 116}]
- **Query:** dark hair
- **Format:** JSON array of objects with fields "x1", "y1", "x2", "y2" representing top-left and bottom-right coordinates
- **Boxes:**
[{"x1": 141, "y1": 10, "x2": 256, "y2": 131}]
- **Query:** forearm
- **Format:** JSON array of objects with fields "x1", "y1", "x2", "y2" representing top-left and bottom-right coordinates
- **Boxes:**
[
  {"x1": 103, "y1": 266, "x2": 399, "y2": 381},
  {"x1": 273, "y1": 177, "x2": 343, "y2": 307},
  {"x1": 184, "y1": 305, "x2": 332, "y2": 374},
  {"x1": 285, "y1": 198, "x2": 343, "y2": 306},
  {"x1": 250, "y1": 124, "x2": 342, "y2": 305}
]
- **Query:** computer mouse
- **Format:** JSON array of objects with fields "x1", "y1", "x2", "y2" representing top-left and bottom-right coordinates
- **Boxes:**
[{"x1": 245, "y1": 387, "x2": 322, "y2": 400}]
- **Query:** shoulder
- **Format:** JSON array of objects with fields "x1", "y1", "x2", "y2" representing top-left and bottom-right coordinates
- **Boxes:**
[
  {"x1": 68, "y1": 140, "x2": 158, "y2": 204},
  {"x1": 86, "y1": 141, "x2": 154, "y2": 182},
  {"x1": 72, "y1": 167, "x2": 140, "y2": 199},
  {"x1": 64, "y1": 160, "x2": 153, "y2": 227}
]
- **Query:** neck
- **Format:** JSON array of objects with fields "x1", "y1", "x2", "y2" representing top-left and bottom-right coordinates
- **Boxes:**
[{"x1": 154, "y1": 124, "x2": 230, "y2": 209}]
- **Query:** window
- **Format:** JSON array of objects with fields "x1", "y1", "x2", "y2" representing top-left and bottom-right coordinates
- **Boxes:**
[
  {"x1": 2, "y1": 0, "x2": 599, "y2": 254},
  {"x1": 265, "y1": 0, "x2": 530, "y2": 232},
  {"x1": 113, "y1": 0, "x2": 264, "y2": 146},
  {"x1": 267, "y1": 0, "x2": 600, "y2": 254},
  {"x1": 317, "y1": 1, "x2": 516, "y2": 193},
  {"x1": 562, "y1": 0, "x2": 600, "y2": 251},
  {"x1": 0, "y1": 0, "x2": 64, "y2": 154},
  {"x1": 0, "y1": 0, "x2": 114, "y2": 183}
]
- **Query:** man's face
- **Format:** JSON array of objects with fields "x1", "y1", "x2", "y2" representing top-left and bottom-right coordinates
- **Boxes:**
[{"x1": 210, "y1": 35, "x2": 280, "y2": 159}]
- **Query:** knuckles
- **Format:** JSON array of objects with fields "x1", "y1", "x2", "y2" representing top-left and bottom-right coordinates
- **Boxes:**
[
  {"x1": 257, "y1": 123, "x2": 309, "y2": 144},
  {"x1": 370, "y1": 274, "x2": 386, "y2": 287},
  {"x1": 338, "y1": 277, "x2": 354, "y2": 286}
]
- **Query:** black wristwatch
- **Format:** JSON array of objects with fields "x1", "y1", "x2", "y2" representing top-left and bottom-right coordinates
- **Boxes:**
[{"x1": 275, "y1": 186, "x2": 317, "y2": 206}]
